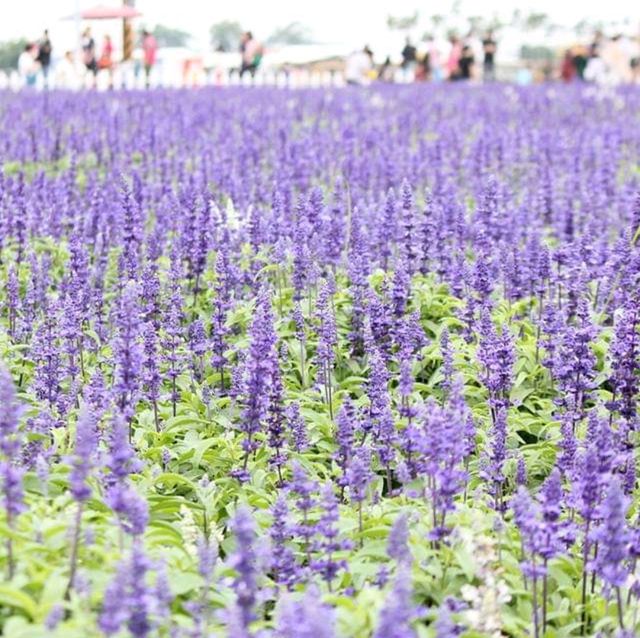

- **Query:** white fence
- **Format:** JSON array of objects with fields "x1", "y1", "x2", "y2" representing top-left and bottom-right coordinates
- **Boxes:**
[{"x1": 0, "y1": 64, "x2": 423, "y2": 91}]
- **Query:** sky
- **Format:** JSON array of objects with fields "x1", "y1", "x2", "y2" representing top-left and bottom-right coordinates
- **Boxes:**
[{"x1": 2, "y1": 0, "x2": 638, "y2": 56}]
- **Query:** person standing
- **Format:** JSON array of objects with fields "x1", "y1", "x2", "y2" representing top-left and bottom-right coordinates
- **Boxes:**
[
  {"x1": 572, "y1": 45, "x2": 588, "y2": 80},
  {"x1": 601, "y1": 35, "x2": 632, "y2": 85},
  {"x1": 482, "y1": 31, "x2": 497, "y2": 81},
  {"x1": 378, "y1": 55, "x2": 394, "y2": 82},
  {"x1": 82, "y1": 27, "x2": 97, "y2": 87},
  {"x1": 36, "y1": 30, "x2": 52, "y2": 88},
  {"x1": 99, "y1": 35, "x2": 114, "y2": 89},
  {"x1": 401, "y1": 37, "x2": 417, "y2": 77},
  {"x1": 425, "y1": 35, "x2": 442, "y2": 81},
  {"x1": 18, "y1": 43, "x2": 39, "y2": 87},
  {"x1": 446, "y1": 36, "x2": 462, "y2": 80},
  {"x1": 458, "y1": 44, "x2": 475, "y2": 80},
  {"x1": 239, "y1": 31, "x2": 263, "y2": 78},
  {"x1": 142, "y1": 30, "x2": 158, "y2": 88},
  {"x1": 55, "y1": 51, "x2": 82, "y2": 89},
  {"x1": 560, "y1": 50, "x2": 576, "y2": 82},
  {"x1": 345, "y1": 46, "x2": 372, "y2": 85}
]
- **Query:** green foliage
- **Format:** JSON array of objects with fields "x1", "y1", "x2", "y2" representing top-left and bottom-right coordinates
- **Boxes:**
[
  {"x1": 267, "y1": 22, "x2": 314, "y2": 46},
  {"x1": 152, "y1": 25, "x2": 192, "y2": 48},
  {"x1": 0, "y1": 233, "x2": 632, "y2": 636},
  {"x1": 209, "y1": 21, "x2": 243, "y2": 53},
  {"x1": 0, "y1": 39, "x2": 28, "y2": 70}
]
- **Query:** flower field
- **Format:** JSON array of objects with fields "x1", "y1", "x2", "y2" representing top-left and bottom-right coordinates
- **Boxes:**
[{"x1": 0, "y1": 84, "x2": 639, "y2": 637}]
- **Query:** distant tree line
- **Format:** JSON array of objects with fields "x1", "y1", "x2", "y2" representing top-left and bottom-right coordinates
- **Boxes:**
[
  {"x1": 0, "y1": 39, "x2": 27, "y2": 70},
  {"x1": 209, "y1": 20, "x2": 314, "y2": 52}
]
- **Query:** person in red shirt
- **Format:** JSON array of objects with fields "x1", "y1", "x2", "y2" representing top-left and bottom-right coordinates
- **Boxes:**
[
  {"x1": 560, "y1": 50, "x2": 576, "y2": 82},
  {"x1": 142, "y1": 30, "x2": 158, "y2": 88},
  {"x1": 99, "y1": 35, "x2": 114, "y2": 88}
]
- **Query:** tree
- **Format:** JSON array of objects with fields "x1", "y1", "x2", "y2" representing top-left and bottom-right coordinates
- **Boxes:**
[
  {"x1": 430, "y1": 14, "x2": 444, "y2": 30},
  {"x1": 520, "y1": 45, "x2": 554, "y2": 62},
  {"x1": 152, "y1": 25, "x2": 191, "y2": 48},
  {"x1": 468, "y1": 16, "x2": 486, "y2": 34},
  {"x1": 387, "y1": 12, "x2": 419, "y2": 31},
  {"x1": 523, "y1": 12, "x2": 549, "y2": 32},
  {"x1": 210, "y1": 21, "x2": 243, "y2": 52},
  {"x1": 267, "y1": 22, "x2": 313, "y2": 45},
  {"x1": 0, "y1": 39, "x2": 27, "y2": 70}
]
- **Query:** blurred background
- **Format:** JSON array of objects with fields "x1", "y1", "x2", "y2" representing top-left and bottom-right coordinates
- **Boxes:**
[{"x1": 1, "y1": 0, "x2": 638, "y2": 88}]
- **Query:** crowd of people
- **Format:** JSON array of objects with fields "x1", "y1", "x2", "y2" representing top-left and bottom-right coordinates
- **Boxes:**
[
  {"x1": 17, "y1": 31, "x2": 52, "y2": 88},
  {"x1": 12, "y1": 23, "x2": 640, "y2": 89},
  {"x1": 562, "y1": 32, "x2": 640, "y2": 85},
  {"x1": 17, "y1": 28, "x2": 158, "y2": 89},
  {"x1": 345, "y1": 31, "x2": 498, "y2": 85},
  {"x1": 345, "y1": 29, "x2": 640, "y2": 86}
]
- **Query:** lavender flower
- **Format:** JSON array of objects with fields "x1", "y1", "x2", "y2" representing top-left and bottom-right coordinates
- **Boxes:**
[
  {"x1": 286, "y1": 402, "x2": 308, "y2": 453},
  {"x1": 312, "y1": 482, "x2": 350, "y2": 587},
  {"x1": 387, "y1": 513, "x2": 411, "y2": 565},
  {"x1": 230, "y1": 506, "x2": 258, "y2": 631},
  {"x1": 112, "y1": 281, "x2": 143, "y2": 427},
  {"x1": 592, "y1": 479, "x2": 631, "y2": 589},
  {"x1": 275, "y1": 587, "x2": 335, "y2": 638},
  {"x1": 269, "y1": 494, "x2": 297, "y2": 589},
  {"x1": 373, "y1": 568, "x2": 416, "y2": 638},
  {"x1": 233, "y1": 290, "x2": 277, "y2": 481}
]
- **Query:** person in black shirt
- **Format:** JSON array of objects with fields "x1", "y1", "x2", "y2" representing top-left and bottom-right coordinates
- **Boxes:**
[
  {"x1": 36, "y1": 30, "x2": 52, "y2": 88},
  {"x1": 482, "y1": 31, "x2": 497, "y2": 81},
  {"x1": 82, "y1": 27, "x2": 98, "y2": 86},
  {"x1": 459, "y1": 45, "x2": 475, "y2": 80},
  {"x1": 401, "y1": 37, "x2": 417, "y2": 69}
]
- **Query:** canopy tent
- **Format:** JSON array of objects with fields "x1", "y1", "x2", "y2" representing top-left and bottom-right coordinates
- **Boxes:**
[
  {"x1": 62, "y1": 4, "x2": 143, "y2": 61},
  {"x1": 76, "y1": 5, "x2": 141, "y2": 20}
]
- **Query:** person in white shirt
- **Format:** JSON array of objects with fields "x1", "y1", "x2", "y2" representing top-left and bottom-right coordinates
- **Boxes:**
[
  {"x1": 18, "y1": 44, "x2": 39, "y2": 87},
  {"x1": 345, "y1": 46, "x2": 372, "y2": 85},
  {"x1": 55, "y1": 51, "x2": 83, "y2": 90},
  {"x1": 601, "y1": 35, "x2": 632, "y2": 85}
]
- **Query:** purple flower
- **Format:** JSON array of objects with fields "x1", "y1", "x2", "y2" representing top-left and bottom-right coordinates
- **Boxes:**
[
  {"x1": 312, "y1": 482, "x2": 350, "y2": 586},
  {"x1": 592, "y1": 478, "x2": 631, "y2": 589},
  {"x1": 230, "y1": 506, "x2": 258, "y2": 630},
  {"x1": 69, "y1": 406, "x2": 98, "y2": 502},
  {"x1": 275, "y1": 587, "x2": 335, "y2": 638},
  {"x1": 387, "y1": 513, "x2": 411, "y2": 565},
  {"x1": 0, "y1": 461, "x2": 25, "y2": 519},
  {"x1": 269, "y1": 494, "x2": 298, "y2": 589},
  {"x1": 439, "y1": 328, "x2": 454, "y2": 397},
  {"x1": 99, "y1": 540, "x2": 165, "y2": 638},
  {"x1": 30, "y1": 311, "x2": 62, "y2": 408},
  {"x1": 607, "y1": 300, "x2": 639, "y2": 422},
  {"x1": 335, "y1": 399, "x2": 357, "y2": 488},
  {"x1": 0, "y1": 365, "x2": 23, "y2": 456},
  {"x1": 112, "y1": 281, "x2": 143, "y2": 425},
  {"x1": 161, "y1": 288, "x2": 185, "y2": 418},
  {"x1": 211, "y1": 248, "x2": 233, "y2": 391},
  {"x1": 289, "y1": 462, "x2": 318, "y2": 564},
  {"x1": 347, "y1": 445, "x2": 373, "y2": 505},
  {"x1": 286, "y1": 402, "x2": 308, "y2": 453},
  {"x1": 44, "y1": 604, "x2": 64, "y2": 631},
  {"x1": 421, "y1": 400, "x2": 467, "y2": 537},
  {"x1": 516, "y1": 455, "x2": 528, "y2": 488},
  {"x1": 104, "y1": 415, "x2": 147, "y2": 536},
  {"x1": 477, "y1": 311, "x2": 514, "y2": 412},
  {"x1": 480, "y1": 406, "x2": 508, "y2": 512},
  {"x1": 141, "y1": 322, "x2": 161, "y2": 427},
  {"x1": 233, "y1": 289, "x2": 278, "y2": 481},
  {"x1": 434, "y1": 600, "x2": 465, "y2": 638},
  {"x1": 511, "y1": 486, "x2": 546, "y2": 580},
  {"x1": 373, "y1": 567, "x2": 416, "y2": 638},
  {"x1": 316, "y1": 280, "x2": 337, "y2": 417}
]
